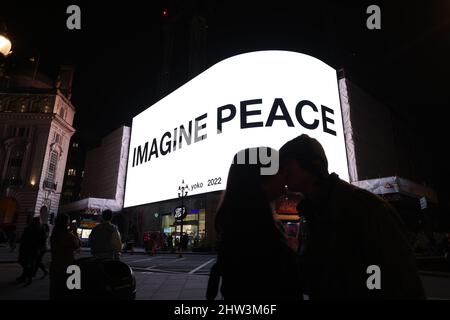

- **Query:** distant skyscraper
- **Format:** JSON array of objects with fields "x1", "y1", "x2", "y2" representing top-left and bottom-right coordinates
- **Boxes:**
[{"x1": 158, "y1": 3, "x2": 208, "y2": 97}]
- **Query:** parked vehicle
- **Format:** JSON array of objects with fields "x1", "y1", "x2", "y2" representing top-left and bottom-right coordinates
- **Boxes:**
[{"x1": 73, "y1": 257, "x2": 136, "y2": 300}]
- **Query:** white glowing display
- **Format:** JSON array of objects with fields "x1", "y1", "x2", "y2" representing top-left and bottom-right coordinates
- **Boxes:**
[{"x1": 124, "y1": 51, "x2": 348, "y2": 207}]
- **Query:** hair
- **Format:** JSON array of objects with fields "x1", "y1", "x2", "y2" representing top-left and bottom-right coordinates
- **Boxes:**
[
  {"x1": 215, "y1": 147, "x2": 284, "y2": 250},
  {"x1": 51, "y1": 214, "x2": 70, "y2": 239},
  {"x1": 279, "y1": 134, "x2": 329, "y2": 179},
  {"x1": 102, "y1": 209, "x2": 113, "y2": 221}
]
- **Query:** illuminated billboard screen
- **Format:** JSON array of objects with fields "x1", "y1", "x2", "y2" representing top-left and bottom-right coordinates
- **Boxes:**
[{"x1": 124, "y1": 51, "x2": 349, "y2": 207}]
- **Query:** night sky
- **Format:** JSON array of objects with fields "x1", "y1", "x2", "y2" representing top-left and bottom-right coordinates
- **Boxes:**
[{"x1": 2, "y1": 0, "x2": 450, "y2": 206}]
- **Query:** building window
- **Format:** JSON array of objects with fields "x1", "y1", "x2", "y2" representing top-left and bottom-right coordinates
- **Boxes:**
[
  {"x1": 59, "y1": 107, "x2": 66, "y2": 119},
  {"x1": 68, "y1": 168, "x2": 77, "y2": 176},
  {"x1": 54, "y1": 133, "x2": 62, "y2": 144},
  {"x1": 20, "y1": 104, "x2": 28, "y2": 113},
  {"x1": 16, "y1": 127, "x2": 28, "y2": 137},
  {"x1": 72, "y1": 142, "x2": 79, "y2": 148},
  {"x1": 5, "y1": 145, "x2": 26, "y2": 184},
  {"x1": 46, "y1": 151, "x2": 58, "y2": 183},
  {"x1": 43, "y1": 105, "x2": 51, "y2": 113},
  {"x1": 7, "y1": 126, "x2": 14, "y2": 137},
  {"x1": 31, "y1": 101, "x2": 40, "y2": 112}
]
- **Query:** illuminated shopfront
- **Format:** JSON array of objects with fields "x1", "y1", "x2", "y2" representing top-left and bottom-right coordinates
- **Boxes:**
[{"x1": 161, "y1": 209, "x2": 206, "y2": 240}]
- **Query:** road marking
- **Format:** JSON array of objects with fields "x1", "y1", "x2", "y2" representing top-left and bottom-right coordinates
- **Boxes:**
[
  {"x1": 188, "y1": 258, "x2": 216, "y2": 274},
  {"x1": 143, "y1": 268, "x2": 184, "y2": 274},
  {"x1": 146, "y1": 257, "x2": 186, "y2": 270},
  {"x1": 128, "y1": 257, "x2": 156, "y2": 263}
]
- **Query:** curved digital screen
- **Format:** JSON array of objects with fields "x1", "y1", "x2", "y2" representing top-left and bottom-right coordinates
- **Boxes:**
[{"x1": 124, "y1": 51, "x2": 348, "y2": 207}]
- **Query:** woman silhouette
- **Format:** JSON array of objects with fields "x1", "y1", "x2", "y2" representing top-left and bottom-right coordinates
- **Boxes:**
[{"x1": 211, "y1": 147, "x2": 301, "y2": 300}]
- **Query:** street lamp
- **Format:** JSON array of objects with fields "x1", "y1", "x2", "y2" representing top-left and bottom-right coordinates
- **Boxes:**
[
  {"x1": 177, "y1": 179, "x2": 189, "y2": 258},
  {"x1": 0, "y1": 26, "x2": 12, "y2": 86},
  {"x1": 0, "y1": 34, "x2": 12, "y2": 57}
]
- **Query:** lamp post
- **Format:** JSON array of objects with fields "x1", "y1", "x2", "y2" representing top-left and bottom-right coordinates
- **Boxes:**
[{"x1": 177, "y1": 180, "x2": 189, "y2": 258}]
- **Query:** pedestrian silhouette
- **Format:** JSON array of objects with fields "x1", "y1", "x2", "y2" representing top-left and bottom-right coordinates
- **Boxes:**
[
  {"x1": 33, "y1": 223, "x2": 49, "y2": 278},
  {"x1": 17, "y1": 217, "x2": 46, "y2": 286},
  {"x1": 89, "y1": 209, "x2": 122, "y2": 260},
  {"x1": 210, "y1": 147, "x2": 301, "y2": 300},
  {"x1": 167, "y1": 234, "x2": 174, "y2": 252},
  {"x1": 49, "y1": 213, "x2": 80, "y2": 299},
  {"x1": 6, "y1": 225, "x2": 17, "y2": 252},
  {"x1": 272, "y1": 134, "x2": 425, "y2": 299}
]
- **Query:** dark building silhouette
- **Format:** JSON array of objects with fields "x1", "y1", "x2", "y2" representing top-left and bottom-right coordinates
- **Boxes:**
[
  {"x1": 60, "y1": 136, "x2": 85, "y2": 205},
  {"x1": 158, "y1": 1, "x2": 209, "y2": 97}
]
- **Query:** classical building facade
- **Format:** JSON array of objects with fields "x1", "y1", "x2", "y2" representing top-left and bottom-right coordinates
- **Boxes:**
[{"x1": 0, "y1": 67, "x2": 76, "y2": 235}]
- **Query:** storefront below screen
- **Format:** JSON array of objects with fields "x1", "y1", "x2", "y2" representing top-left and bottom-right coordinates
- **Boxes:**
[{"x1": 161, "y1": 209, "x2": 206, "y2": 245}]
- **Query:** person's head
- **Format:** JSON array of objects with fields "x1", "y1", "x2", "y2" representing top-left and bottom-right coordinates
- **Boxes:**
[
  {"x1": 54, "y1": 214, "x2": 70, "y2": 232},
  {"x1": 215, "y1": 147, "x2": 282, "y2": 243},
  {"x1": 278, "y1": 134, "x2": 329, "y2": 197},
  {"x1": 102, "y1": 209, "x2": 113, "y2": 222}
]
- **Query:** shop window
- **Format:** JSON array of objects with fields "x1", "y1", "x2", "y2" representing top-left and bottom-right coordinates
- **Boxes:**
[
  {"x1": 160, "y1": 210, "x2": 206, "y2": 241},
  {"x1": 199, "y1": 211, "x2": 206, "y2": 236},
  {"x1": 68, "y1": 168, "x2": 77, "y2": 176}
]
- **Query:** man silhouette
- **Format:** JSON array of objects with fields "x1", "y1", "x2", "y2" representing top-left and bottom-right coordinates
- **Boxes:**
[
  {"x1": 269, "y1": 134, "x2": 425, "y2": 299},
  {"x1": 89, "y1": 210, "x2": 122, "y2": 260}
]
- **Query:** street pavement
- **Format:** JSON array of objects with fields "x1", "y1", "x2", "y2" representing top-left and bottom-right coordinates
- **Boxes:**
[
  {"x1": 1, "y1": 245, "x2": 450, "y2": 300},
  {"x1": 120, "y1": 252, "x2": 216, "y2": 275},
  {"x1": 0, "y1": 245, "x2": 216, "y2": 300}
]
